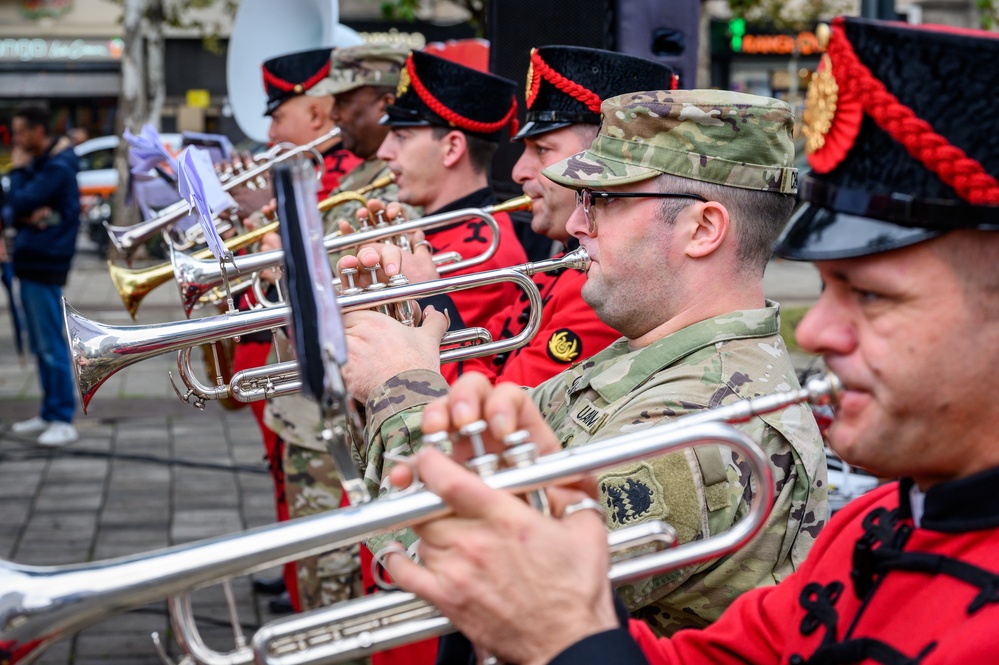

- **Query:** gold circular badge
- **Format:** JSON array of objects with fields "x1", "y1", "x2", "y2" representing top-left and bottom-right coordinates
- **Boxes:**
[
  {"x1": 802, "y1": 54, "x2": 838, "y2": 155},
  {"x1": 547, "y1": 328, "x2": 581, "y2": 364}
]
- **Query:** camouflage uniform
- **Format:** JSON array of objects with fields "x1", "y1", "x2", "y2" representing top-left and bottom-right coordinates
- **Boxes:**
[
  {"x1": 265, "y1": 44, "x2": 417, "y2": 614},
  {"x1": 359, "y1": 91, "x2": 824, "y2": 636}
]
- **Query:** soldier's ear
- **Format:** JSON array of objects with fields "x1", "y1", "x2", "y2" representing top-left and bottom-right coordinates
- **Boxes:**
[{"x1": 683, "y1": 200, "x2": 730, "y2": 260}]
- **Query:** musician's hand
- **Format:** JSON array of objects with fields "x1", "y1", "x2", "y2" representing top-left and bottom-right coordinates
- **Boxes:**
[
  {"x1": 422, "y1": 373, "x2": 562, "y2": 464},
  {"x1": 336, "y1": 243, "x2": 404, "y2": 288},
  {"x1": 260, "y1": 198, "x2": 278, "y2": 222},
  {"x1": 341, "y1": 305, "x2": 449, "y2": 402},
  {"x1": 230, "y1": 178, "x2": 273, "y2": 219},
  {"x1": 385, "y1": 448, "x2": 617, "y2": 665},
  {"x1": 256, "y1": 231, "x2": 282, "y2": 284}
]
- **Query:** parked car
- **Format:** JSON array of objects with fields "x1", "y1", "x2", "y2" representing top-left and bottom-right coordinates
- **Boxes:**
[{"x1": 74, "y1": 133, "x2": 183, "y2": 255}]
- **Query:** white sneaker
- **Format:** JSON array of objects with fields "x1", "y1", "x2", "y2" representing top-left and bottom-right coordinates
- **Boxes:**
[
  {"x1": 37, "y1": 422, "x2": 78, "y2": 447},
  {"x1": 11, "y1": 416, "x2": 49, "y2": 435}
]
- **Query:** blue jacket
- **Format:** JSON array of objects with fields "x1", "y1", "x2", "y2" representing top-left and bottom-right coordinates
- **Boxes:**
[{"x1": 5, "y1": 138, "x2": 81, "y2": 285}]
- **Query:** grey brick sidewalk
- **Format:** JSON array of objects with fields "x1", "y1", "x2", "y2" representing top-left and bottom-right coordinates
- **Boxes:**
[
  {"x1": 0, "y1": 235, "x2": 288, "y2": 664},
  {"x1": 0, "y1": 233, "x2": 823, "y2": 663}
]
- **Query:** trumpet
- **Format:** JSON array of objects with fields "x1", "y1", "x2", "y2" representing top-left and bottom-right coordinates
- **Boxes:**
[
  {"x1": 66, "y1": 248, "x2": 589, "y2": 413},
  {"x1": 106, "y1": 175, "x2": 394, "y2": 319},
  {"x1": 0, "y1": 373, "x2": 839, "y2": 665},
  {"x1": 171, "y1": 194, "x2": 531, "y2": 316},
  {"x1": 107, "y1": 220, "x2": 278, "y2": 319},
  {"x1": 105, "y1": 127, "x2": 341, "y2": 263}
]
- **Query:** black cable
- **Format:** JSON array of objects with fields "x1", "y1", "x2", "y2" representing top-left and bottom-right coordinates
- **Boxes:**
[{"x1": 0, "y1": 443, "x2": 268, "y2": 475}]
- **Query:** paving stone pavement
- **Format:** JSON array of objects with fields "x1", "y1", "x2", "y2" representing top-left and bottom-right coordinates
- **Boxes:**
[
  {"x1": 0, "y1": 235, "x2": 286, "y2": 664},
  {"x1": 0, "y1": 232, "x2": 823, "y2": 663}
]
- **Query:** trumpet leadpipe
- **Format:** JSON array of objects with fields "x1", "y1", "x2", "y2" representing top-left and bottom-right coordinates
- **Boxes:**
[
  {"x1": 106, "y1": 127, "x2": 340, "y2": 262},
  {"x1": 0, "y1": 414, "x2": 791, "y2": 664},
  {"x1": 67, "y1": 248, "x2": 589, "y2": 412},
  {"x1": 172, "y1": 195, "x2": 526, "y2": 316}
]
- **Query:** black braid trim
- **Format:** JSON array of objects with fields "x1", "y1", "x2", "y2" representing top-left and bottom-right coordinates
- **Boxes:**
[{"x1": 864, "y1": 549, "x2": 999, "y2": 614}]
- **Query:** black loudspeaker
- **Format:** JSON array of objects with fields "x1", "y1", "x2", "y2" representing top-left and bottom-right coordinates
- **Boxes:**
[
  {"x1": 613, "y1": 0, "x2": 700, "y2": 88},
  {"x1": 488, "y1": 0, "x2": 612, "y2": 202},
  {"x1": 487, "y1": 0, "x2": 700, "y2": 197}
]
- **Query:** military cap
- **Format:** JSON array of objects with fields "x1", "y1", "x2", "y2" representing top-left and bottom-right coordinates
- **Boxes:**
[
  {"x1": 543, "y1": 89, "x2": 798, "y2": 194},
  {"x1": 775, "y1": 18, "x2": 999, "y2": 261},
  {"x1": 261, "y1": 47, "x2": 332, "y2": 116},
  {"x1": 308, "y1": 44, "x2": 409, "y2": 97},
  {"x1": 515, "y1": 45, "x2": 677, "y2": 140},
  {"x1": 380, "y1": 50, "x2": 519, "y2": 143}
]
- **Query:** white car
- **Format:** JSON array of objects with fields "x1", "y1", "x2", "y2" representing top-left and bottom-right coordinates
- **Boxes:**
[
  {"x1": 74, "y1": 134, "x2": 183, "y2": 253},
  {"x1": 826, "y1": 449, "x2": 882, "y2": 514}
]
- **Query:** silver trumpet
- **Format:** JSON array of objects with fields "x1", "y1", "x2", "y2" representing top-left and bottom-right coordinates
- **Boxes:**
[
  {"x1": 105, "y1": 127, "x2": 340, "y2": 264},
  {"x1": 169, "y1": 195, "x2": 530, "y2": 317},
  {"x1": 65, "y1": 248, "x2": 589, "y2": 413},
  {"x1": 0, "y1": 373, "x2": 839, "y2": 665}
]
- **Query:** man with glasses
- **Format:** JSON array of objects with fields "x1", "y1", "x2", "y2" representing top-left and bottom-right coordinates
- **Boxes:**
[
  {"x1": 339, "y1": 88, "x2": 825, "y2": 635},
  {"x1": 381, "y1": 17, "x2": 999, "y2": 665}
]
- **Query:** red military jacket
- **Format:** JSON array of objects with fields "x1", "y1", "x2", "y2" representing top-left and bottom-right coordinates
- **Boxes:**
[
  {"x1": 419, "y1": 188, "x2": 527, "y2": 385},
  {"x1": 318, "y1": 143, "x2": 362, "y2": 200},
  {"x1": 451, "y1": 252, "x2": 619, "y2": 388},
  {"x1": 608, "y1": 470, "x2": 999, "y2": 665}
]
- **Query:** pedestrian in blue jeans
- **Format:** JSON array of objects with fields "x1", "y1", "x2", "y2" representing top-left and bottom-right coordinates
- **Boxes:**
[{"x1": 4, "y1": 104, "x2": 80, "y2": 446}]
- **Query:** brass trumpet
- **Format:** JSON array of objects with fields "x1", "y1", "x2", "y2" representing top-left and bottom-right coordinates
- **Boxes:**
[
  {"x1": 105, "y1": 127, "x2": 341, "y2": 263},
  {"x1": 106, "y1": 175, "x2": 394, "y2": 319},
  {"x1": 66, "y1": 248, "x2": 588, "y2": 413},
  {"x1": 108, "y1": 221, "x2": 278, "y2": 319},
  {"x1": 171, "y1": 194, "x2": 531, "y2": 316},
  {"x1": 0, "y1": 373, "x2": 839, "y2": 665}
]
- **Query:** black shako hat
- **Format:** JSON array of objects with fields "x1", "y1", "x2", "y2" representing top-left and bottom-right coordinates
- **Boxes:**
[
  {"x1": 380, "y1": 50, "x2": 519, "y2": 143},
  {"x1": 261, "y1": 47, "x2": 333, "y2": 116},
  {"x1": 514, "y1": 45, "x2": 678, "y2": 141},
  {"x1": 775, "y1": 18, "x2": 999, "y2": 261}
]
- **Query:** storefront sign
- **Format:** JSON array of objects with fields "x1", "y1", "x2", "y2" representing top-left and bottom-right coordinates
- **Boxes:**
[
  {"x1": 0, "y1": 37, "x2": 123, "y2": 62},
  {"x1": 723, "y1": 19, "x2": 823, "y2": 56}
]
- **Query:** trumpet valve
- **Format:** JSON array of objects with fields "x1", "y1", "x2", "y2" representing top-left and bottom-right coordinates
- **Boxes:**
[
  {"x1": 339, "y1": 267, "x2": 363, "y2": 296},
  {"x1": 422, "y1": 430, "x2": 450, "y2": 451},
  {"x1": 501, "y1": 431, "x2": 551, "y2": 516},
  {"x1": 364, "y1": 264, "x2": 386, "y2": 290},
  {"x1": 459, "y1": 420, "x2": 499, "y2": 477}
]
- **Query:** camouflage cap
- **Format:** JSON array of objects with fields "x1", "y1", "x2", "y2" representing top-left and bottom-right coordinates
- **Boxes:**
[
  {"x1": 308, "y1": 44, "x2": 409, "y2": 97},
  {"x1": 542, "y1": 89, "x2": 798, "y2": 194}
]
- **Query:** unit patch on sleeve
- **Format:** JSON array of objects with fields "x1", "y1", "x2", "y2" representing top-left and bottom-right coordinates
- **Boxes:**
[
  {"x1": 599, "y1": 463, "x2": 665, "y2": 527},
  {"x1": 546, "y1": 328, "x2": 582, "y2": 364}
]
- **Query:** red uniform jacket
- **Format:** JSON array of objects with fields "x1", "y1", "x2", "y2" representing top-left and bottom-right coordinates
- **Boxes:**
[
  {"x1": 419, "y1": 188, "x2": 527, "y2": 385},
  {"x1": 318, "y1": 144, "x2": 362, "y2": 200},
  {"x1": 547, "y1": 469, "x2": 999, "y2": 665},
  {"x1": 451, "y1": 251, "x2": 619, "y2": 388}
]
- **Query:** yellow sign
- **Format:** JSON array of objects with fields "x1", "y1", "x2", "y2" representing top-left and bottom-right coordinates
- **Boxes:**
[{"x1": 186, "y1": 89, "x2": 210, "y2": 109}]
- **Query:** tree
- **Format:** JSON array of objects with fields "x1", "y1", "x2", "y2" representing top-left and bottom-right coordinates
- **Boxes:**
[{"x1": 108, "y1": 0, "x2": 237, "y2": 231}]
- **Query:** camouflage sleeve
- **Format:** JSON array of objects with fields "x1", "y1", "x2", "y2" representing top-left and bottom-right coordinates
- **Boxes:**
[
  {"x1": 610, "y1": 411, "x2": 823, "y2": 637},
  {"x1": 362, "y1": 369, "x2": 449, "y2": 554}
]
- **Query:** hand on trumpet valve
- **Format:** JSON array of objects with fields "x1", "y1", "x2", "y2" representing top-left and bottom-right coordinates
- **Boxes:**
[
  {"x1": 381, "y1": 443, "x2": 617, "y2": 665},
  {"x1": 340, "y1": 200, "x2": 441, "y2": 284},
  {"x1": 418, "y1": 373, "x2": 563, "y2": 468},
  {"x1": 340, "y1": 304, "x2": 449, "y2": 402},
  {"x1": 226, "y1": 152, "x2": 275, "y2": 219},
  {"x1": 256, "y1": 230, "x2": 283, "y2": 285}
]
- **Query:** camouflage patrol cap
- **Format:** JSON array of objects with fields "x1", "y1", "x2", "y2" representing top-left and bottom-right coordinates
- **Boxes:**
[
  {"x1": 542, "y1": 89, "x2": 798, "y2": 194},
  {"x1": 308, "y1": 44, "x2": 409, "y2": 97}
]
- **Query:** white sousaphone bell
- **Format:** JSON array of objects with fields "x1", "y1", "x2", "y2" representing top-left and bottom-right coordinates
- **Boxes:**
[{"x1": 225, "y1": 0, "x2": 364, "y2": 143}]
